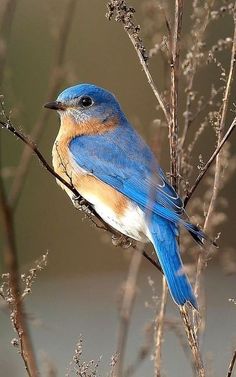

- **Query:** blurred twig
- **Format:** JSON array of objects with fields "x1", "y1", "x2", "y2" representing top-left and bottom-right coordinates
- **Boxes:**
[
  {"x1": 115, "y1": 244, "x2": 144, "y2": 377},
  {"x1": 9, "y1": 0, "x2": 77, "y2": 209},
  {"x1": 193, "y1": 5, "x2": 236, "y2": 338},
  {"x1": 154, "y1": 276, "x2": 167, "y2": 377},
  {"x1": 0, "y1": 2, "x2": 39, "y2": 375},
  {"x1": 203, "y1": 6, "x2": 236, "y2": 232},
  {"x1": 227, "y1": 350, "x2": 236, "y2": 377},
  {"x1": 179, "y1": 3, "x2": 212, "y2": 150},
  {"x1": 0, "y1": 151, "x2": 38, "y2": 376}
]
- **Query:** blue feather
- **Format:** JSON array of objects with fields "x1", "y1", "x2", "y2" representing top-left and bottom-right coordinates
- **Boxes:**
[
  {"x1": 69, "y1": 125, "x2": 205, "y2": 244},
  {"x1": 149, "y1": 215, "x2": 197, "y2": 307}
]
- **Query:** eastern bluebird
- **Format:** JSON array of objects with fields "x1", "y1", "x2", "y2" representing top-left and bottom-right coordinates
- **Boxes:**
[{"x1": 44, "y1": 83, "x2": 207, "y2": 308}]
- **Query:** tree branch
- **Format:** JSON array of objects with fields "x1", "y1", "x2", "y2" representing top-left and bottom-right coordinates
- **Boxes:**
[
  {"x1": 116, "y1": 244, "x2": 144, "y2": 377},
  {"x1": 184, "y1": 116, "x2": 236, "y2": 207},
  {"x1": 106, "y1": 0, "x2": 170, "y2": 124},
  {"x1": 154, "y1": 276, "x2": 168, "y2": 377},
  {"x1": 169, "y1": 0, "x2": 183, "y2": 190},
  {"x1": 227, "y1": 350, "x2": 236, "y2": 377},
  {"x1": 0, "y1": 145, "x2": 39, "y2": 377},
  {"x1": 0, "y1": 117, "x2": 162, "y2": 274}
]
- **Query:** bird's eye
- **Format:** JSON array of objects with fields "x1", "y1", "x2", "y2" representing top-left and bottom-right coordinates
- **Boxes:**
[{"x1": 79, "y1": 96, "x2": 93, "y2": 108}]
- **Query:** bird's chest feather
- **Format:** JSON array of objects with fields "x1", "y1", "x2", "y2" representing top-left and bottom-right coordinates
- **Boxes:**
[{"x1": 52, "y1": 132, "x2": 148, "y2": 242}]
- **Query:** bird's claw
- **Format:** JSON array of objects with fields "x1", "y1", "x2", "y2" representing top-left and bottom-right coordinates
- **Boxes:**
[
  {"x1": 112, "y1": 234, "x2": 132, "y2": 249},
  {"x1": 72, "y1": 195, "x2": 93, "y2": 216}
]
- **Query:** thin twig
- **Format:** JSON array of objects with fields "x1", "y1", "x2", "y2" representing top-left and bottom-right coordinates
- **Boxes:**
[
  {"x1": 203, "y1": 7, "x2": 236, "y2": 232},
  {"x1": 179, "y1": 306, "x2": 205, "y2": 377},
  {"x1": 154, "y1": 276, "x2": 168, "y2": 377},
  {"x1": 169, "y1": 0, "x2": 183, "y2": 190},
  {"x1": 153, "y1": 3, "x2": 183, "y2": 376},
  {"x1": 116, "y1": 244, "x2": 144, "y2": 377},
  {"x1": 0, "y1": 118, "x2": 162, "y2": 274},
  {"x1": 227, "y1": 350, "x2": 236, "y2": 377},
  {"x1": 0, "y1": 150, "x2": 38, "y2": 376},
  {"x1": 168, "y1": 3, "x2": 205, "y2": 376},
  {"x1": 192, "y1": 7, "x2": 236, "y2": 338},
  {"x1": 9, "y1": 0, "x2": 77, "y2": 209},
  {"x1": 179, "y1": 3, "x2": 212, "y2": 150},
  {"x1": 165, "y1": 316, "x2": 194, "y2": 372},
  {"x1": 106, "y1": 1, "x2": 170, "y2": 123},
  {"x1": 184, "y1": 116, "x2": 236, "y2": 207},
  {"x1": 126, "y1": 33, "x2": 170, "y2": 124}
]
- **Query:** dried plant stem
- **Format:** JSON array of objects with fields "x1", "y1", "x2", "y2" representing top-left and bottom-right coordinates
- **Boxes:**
[
  {"x1": 116, "y1": 245, "x2": 144, "y2": 377},
  {"x1": 204, "y1": 9, "x2": 236, "y2": 232},
  {"x1": 169, "y1": 3, "x2": 205, "y2": 375},
  {"x1": 179, "y1": 3, "x2": 211, "y2": 150},
  {"x1": 169, "y1": 0, "x2": 183, "y2": 190},
  {"x1": 193, "y1": 9, "x2": 236, "y2": 326},
  {"x1": 179, "y1": 306, "x2": 205, "y2": 377},
  {"x1": 153, "y1": 4, "x2": 183, "y2": 373},
  {"x1": 127, "y1": 32, "x2": 170, "y2": 124},
  {"x1": 227, "y1": 350, "x2": 236, "y2": 377},
  {"x1": 154, "y1": 276, "x2": 168, "y2": 377},
  {"x1": 184, "y1": 116, "x2": 236, "y2": 207},
  {"x1": 9, "y1": 0, "x2": 77, "y2": 209},
  {"x1": 106, "y1": 0, "x2": 170, "y2": 123},
  {"x1": 0, "y1": 165, "x2": 38, "y2": 376}
]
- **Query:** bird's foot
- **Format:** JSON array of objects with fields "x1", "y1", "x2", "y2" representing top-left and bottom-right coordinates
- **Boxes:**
[
  {"x1": 112, "y1": 234, "x2": 133, "y2": 249},
  {"x1": 72, "y1": 195, "x2": 94, "y2": 216}
]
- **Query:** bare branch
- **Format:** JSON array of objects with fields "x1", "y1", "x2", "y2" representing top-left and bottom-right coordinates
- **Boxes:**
[
  {"x1": 179, "y1": 306, "x2": 205, "y2": 377},
  {"x1": 115, "y1": 245, "x2": 144, "y2": 377},
  {"x1": 0, "y1": 117, "x2": 162, "y2": 275},
  {"x1": 227, "y1": 350, "x2": 236, "y2": 377},
  {"x1": 184, "y1": 116, "x2": 236, "y2": 207},
  {"x1": 169, "y1": 0, "x2": 183, "y2": 190},
  {"x1": 192, "y1": 6, "x2": 236, "y2": 341},
  {"x1": 179, "y1": 3, "x2": 212, "y2": 150},
  {"x1": 154, "y1": 276, "x2": 168, "y2": 377},
  {"x1": 106, "y1": 1, "x2": 170, "y2": 124},
  {"x1": 0, "y1": 149, "x2": 39, "y2": 376},
  {"x1": 203, "y1": 7, "x2": 236, "y2": 232}
]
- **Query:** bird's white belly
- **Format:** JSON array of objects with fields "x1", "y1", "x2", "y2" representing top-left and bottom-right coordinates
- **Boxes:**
[
  {"x1": 81, "y1": 191, "x2": 149, "y2": 242},
  {"x1": 56, "y1": 153, "x2": 150, "y2": 243}
]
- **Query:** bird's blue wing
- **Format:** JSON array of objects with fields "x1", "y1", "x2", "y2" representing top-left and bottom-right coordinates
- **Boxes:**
[
  {"x1": 69, "y1": 125, "x2": 184, "y2": 222},
  {"x1": 69, "y1": 125, "x2": 206, "y2": 243}
]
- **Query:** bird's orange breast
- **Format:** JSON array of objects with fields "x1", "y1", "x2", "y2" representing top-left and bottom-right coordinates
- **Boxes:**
[{"x1": 52, "y1": 115, "x2": 128, "y2": 216}]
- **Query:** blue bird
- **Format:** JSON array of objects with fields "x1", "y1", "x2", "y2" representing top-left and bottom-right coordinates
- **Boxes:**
[{"x1": 44, "y1": 83, "x2": 206, "y2": 308}]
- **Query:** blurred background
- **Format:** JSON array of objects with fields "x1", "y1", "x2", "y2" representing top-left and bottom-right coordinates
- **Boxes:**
[{"x1": 0, "y1": 1, "x2": 236, "y2": 376}]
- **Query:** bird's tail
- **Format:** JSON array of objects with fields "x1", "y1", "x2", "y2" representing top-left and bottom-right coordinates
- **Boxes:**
[{"x1": 149, "y1": 216, "x2": 197, "y2": 308}]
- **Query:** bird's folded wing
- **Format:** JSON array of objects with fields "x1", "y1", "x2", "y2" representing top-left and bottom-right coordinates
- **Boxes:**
[{"x1": 69, "y1": 132, "x2": 184, "y2": 226}]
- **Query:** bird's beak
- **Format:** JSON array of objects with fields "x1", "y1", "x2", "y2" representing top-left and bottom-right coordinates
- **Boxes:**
[{"x1": 44, "y1": 101, "x2": 66, "y2": 111}]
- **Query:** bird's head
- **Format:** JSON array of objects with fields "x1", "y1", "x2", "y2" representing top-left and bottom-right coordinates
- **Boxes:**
[{"x1": 44, "y1": 84, "x2": 125, "y2": 130}]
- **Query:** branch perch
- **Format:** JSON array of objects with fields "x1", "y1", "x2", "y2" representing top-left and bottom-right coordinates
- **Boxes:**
[{"x1": 0, "y1": 117, "x2": 162, "y2": 273}]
